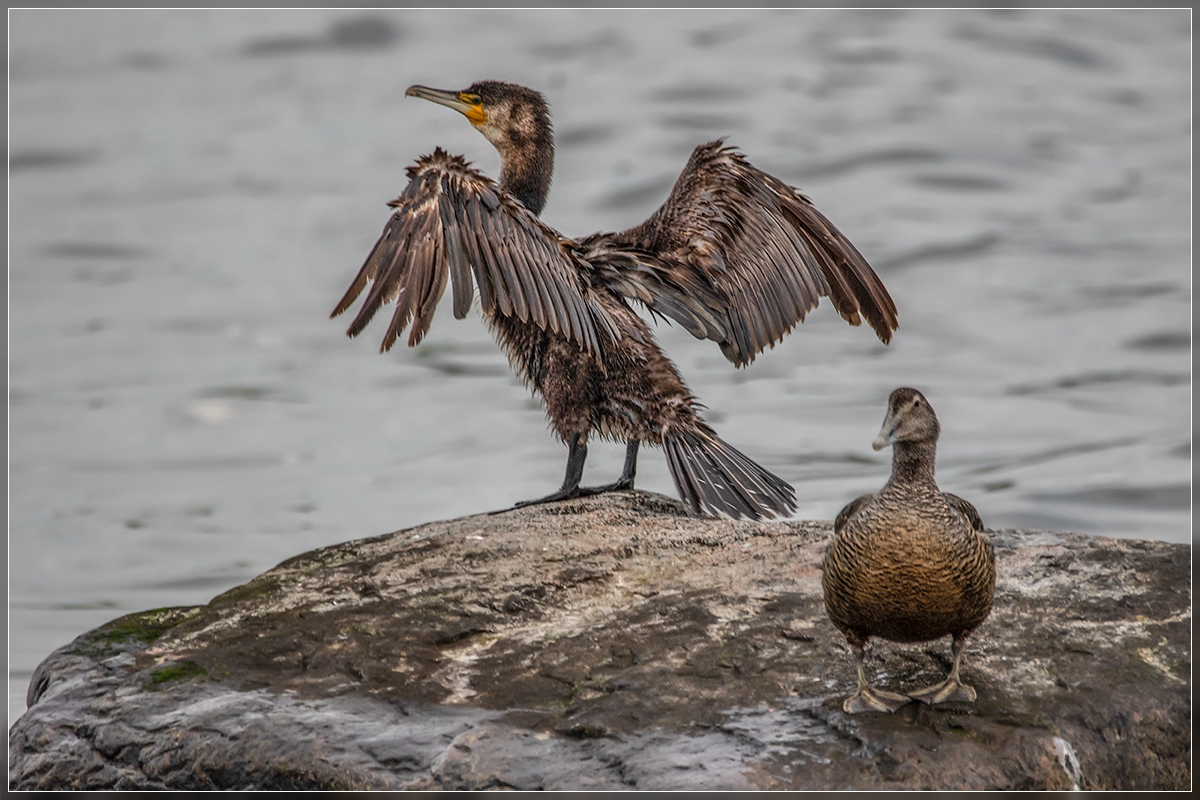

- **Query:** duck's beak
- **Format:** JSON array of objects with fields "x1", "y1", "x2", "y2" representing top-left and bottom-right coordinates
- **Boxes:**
[
  {"x1": 405, "y1": 85, "x2": 486, "y2": 125},
  {"x1": 872, "y1": 416, "x2": 898, "y2": 451}
]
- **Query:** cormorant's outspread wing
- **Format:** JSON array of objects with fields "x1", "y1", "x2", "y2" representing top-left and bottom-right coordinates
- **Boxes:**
[
  {"x1": 590, "y1": 141, "x2": 899, "y2": 366},
  {"x1": 332, "y1": 148, "x2": 617, "y2": 356}
]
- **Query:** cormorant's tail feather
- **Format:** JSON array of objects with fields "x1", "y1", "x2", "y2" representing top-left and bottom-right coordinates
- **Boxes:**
[{"x1": 663, "y1": 429, "x2": 796, "y2": 520}]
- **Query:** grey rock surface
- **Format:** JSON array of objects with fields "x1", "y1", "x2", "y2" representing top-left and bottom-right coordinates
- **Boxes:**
[{"x1": 9, "y1": 491, "x2": 1191, "y2": 790}]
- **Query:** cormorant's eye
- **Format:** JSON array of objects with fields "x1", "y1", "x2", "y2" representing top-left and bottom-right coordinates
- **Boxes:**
[{"x1": 463, "y1": 94, "x2": 482, "y2": 106}]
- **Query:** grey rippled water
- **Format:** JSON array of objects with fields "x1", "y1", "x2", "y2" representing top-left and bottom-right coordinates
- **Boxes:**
[{"x1": 8, "y1": 9, "x2": 1191, "y2": 727}]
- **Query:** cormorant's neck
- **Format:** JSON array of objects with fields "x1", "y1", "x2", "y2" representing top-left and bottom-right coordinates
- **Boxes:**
[
  {"x1": 496, "y1": 133, "x2": 554, "y2": 217},
  {"x1": 887, "y1": 440, "x2": 938, "y2": 486}
]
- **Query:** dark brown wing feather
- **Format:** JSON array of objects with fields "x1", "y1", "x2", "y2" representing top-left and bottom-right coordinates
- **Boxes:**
[
  {"x1": 943, "y1": 492, "x2": 985, "y2": 533},
  {"x1": 834, "y1": 493, "x2": 874, "y2": 533},
  {"x1": 332, "y1": 148, "x2": 615, "y2": 356},
  {"x1": 590, "y1": 140, "x2": 898, "y2": 366}
]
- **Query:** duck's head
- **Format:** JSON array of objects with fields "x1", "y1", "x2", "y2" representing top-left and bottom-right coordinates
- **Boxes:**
[
  {"x1": 872, "y1": 387, "x2": 940, "y2": 451},
  {"x1": 405, "y1": 81, "x2": 552, "y2": 161}
]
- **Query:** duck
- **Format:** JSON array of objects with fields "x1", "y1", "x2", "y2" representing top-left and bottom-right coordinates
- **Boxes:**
[
  {"x1": 822, "y1": 387, "x2": 995, "y2": 713},
  {"x1": 332, "y1": 80, "x2": 898, "y2": 519}
]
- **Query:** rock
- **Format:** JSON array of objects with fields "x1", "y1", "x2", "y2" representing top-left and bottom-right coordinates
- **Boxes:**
[{"x1": 8, "y1": 491, "x2": 1190, "y2": 790}]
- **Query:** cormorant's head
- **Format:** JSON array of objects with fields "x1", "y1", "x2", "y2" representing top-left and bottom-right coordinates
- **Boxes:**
[
  {"x1": 405, "y1": 80, "x2": 554, "y2": 214},
  {"x1": 872, "y1": 387, "x2": 940, "y2": 451},
  {"x1": 405, "y1": 80, "x2": 552, "y2": 158}
]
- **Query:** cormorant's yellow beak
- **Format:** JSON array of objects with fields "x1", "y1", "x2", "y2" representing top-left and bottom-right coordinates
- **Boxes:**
[{"x1": 405, "y1": 85, "x2": 487, "y2": 126}]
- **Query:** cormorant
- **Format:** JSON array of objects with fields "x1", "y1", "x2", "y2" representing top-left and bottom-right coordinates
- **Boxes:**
[
  {"x1": 822, "y1": 388, "x2": 995, "y2": 713},
  {"x1": 332, "y1": 80, "x2": 899, "y2": 520}
]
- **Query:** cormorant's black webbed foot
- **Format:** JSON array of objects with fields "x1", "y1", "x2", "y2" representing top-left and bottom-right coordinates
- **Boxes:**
[
  {"x1": 493, "y1": 439, "x2": 640, "y2": 514},
  {"x1": 574, "y1": 479, "x2": 632, "y2": 496},
  {"x1": 491, "y1": 433, "x2": 589, "y2": 514},
  {"x1": 510, "y1": 487, "x2": 583, "y2": 509},
  {"x1": 576, "y1": 441, "x2": 639, "y2": 497}
]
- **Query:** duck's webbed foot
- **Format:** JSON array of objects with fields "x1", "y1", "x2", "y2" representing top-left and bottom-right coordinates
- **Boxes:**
[
  {"x1": 844, "y1": 685, "x2": 911, "y2": 714},
  {"x1": 908, "y1": 635, "x2": 977, "y2": 705},
  {"x1": 575, "y1": 441, "x2": 639, "y2": 496},
  {"x1": 842, "y1": 642, "x2": 910, "y2": 714},
  {"x1": 907, "y1": 678, "x2": 977, "y2": 705}
]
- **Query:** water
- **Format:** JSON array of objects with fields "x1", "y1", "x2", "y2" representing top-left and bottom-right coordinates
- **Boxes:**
[{"x1": 8, "y1": 9, "x2": 1190, "y2": 728}]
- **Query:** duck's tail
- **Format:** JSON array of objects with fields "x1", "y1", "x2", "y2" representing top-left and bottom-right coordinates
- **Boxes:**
[{"x1": 662, "y1": 427, "x2": 796, "y2": 520}]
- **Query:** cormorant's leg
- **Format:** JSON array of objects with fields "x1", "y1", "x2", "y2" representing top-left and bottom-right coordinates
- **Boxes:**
[
  {"x1": 908, "y1": 635, "x2": 978, "y2": 705},
  {"x1": 577, "y1": 440, "x2": 639, "y2": 495},
  {"x1": 508, "y1": 432, "x2": 589, "y2": 510},
  {"x1": 842, "y1": 643, "x2": 910, "y2": 714}
]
